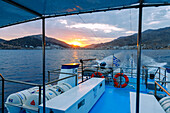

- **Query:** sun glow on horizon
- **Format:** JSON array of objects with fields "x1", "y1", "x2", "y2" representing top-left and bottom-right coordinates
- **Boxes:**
[{"x1": 67, "y1": 41, "x2": 83, "y2": 47}]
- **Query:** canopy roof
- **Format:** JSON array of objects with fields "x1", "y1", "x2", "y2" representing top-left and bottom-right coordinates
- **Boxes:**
[{"x1": 0, "y1": 0, "x2": 170, "y2": 28}]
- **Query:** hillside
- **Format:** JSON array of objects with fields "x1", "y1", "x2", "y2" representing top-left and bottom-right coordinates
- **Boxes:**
[
  {"x1": 1, "y1": 35, "x2": 72, "y2": 49},
  {"x1": 0, "y1": 38, "x2": 6, "y2": 43},
  {"x1": 85, "y1": 27, "x2": 170, "y2": 49}
]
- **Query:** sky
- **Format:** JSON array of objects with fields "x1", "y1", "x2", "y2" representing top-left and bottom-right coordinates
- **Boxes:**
[{"x1": 0, "y1": 6, "x2": 170, "y2": 47}]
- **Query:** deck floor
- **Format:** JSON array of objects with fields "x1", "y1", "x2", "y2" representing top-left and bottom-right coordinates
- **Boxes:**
[{"x1": 89, "y1": 86, "x2": 133, "y2": 113}]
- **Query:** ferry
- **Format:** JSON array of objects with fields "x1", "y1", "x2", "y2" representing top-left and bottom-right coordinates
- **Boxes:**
[{"x1": 0, "y1": 0, "x2": 170, "y2": 113}]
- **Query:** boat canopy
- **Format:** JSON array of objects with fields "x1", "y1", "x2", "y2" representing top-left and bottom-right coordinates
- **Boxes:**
[{"x1": 0, "y1": 0, "x2": 170, "y2": 28}]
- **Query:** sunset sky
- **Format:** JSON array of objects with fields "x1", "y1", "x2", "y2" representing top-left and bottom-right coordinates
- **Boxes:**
[{"x1": 0, "y1": 6, "x2": 170, "y2": 47}]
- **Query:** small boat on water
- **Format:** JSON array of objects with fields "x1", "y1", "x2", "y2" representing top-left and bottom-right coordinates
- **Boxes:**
[{"x1": 0, "y1": 0, "x2": 170, "y2": 113}]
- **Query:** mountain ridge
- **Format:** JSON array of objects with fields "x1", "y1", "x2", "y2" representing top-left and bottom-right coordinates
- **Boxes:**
[
  {"x1": 0, "y1": 35, "x2": 72, "y2": 49},
  {"x1": 85, "y1": 27, "x2": 170, "y2": 49},
  {"x1": 0, "y1": 26, "x2": 170, "y2": 49}
]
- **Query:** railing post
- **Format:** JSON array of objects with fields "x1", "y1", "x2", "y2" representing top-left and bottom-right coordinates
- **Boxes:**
[
  {"x1": 39, "y1": 85, "x2": 41, "y2": 105},
  {"x1": 165, "y1": 69, "x2": 166, "y2": 87},
  {"x1": 155, "y1": 82, "x2": 157, "y2": 96},
  {"x1": 145, "y1": 69, "x2": 148, "y2": 89},
  {"x1": 0, "y1": 74, "x2": 4, "y2": 113},
  {"x1": 48, "y1": 71, "x2": 50, "y2": 82},
  {"x1": 80, "y1": 59, "x2": 84, "y2": 82},
  {"x1": 120, "y1": 68, "x2": 123, "y2": 87},
  {"x1": 159, "y1": 67, "x2": 160, "y2": 81},
  {"x1": 75, "y1": 74, "x2": 77, "y2": 86},
  {"x1": 142, "y1": 66, "x2": 144, "y2": 83}
]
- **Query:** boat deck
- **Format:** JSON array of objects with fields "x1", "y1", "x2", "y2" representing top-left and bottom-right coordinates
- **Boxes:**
[
  {"x1": 89, "y1": 85, "x2": 132, "y2": 113},
  {"x1": 89, "y1": 77, "x2": 167, "y2": 113}
]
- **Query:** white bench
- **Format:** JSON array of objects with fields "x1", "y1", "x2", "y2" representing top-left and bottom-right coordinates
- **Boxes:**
[
  {"x1": 130, "y1": 92, "x2": 165, "y2": 113},
  {"x1": 39, "y1": 78, "x2": 105, "y2": 113}
]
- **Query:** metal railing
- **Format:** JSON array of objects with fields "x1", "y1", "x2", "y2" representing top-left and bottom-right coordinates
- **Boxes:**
[
  {"x1": 0, "y1": 73, "x2": 41, "y2": 113},
  {"x1": 143, "y1": 66, "x2": 168, "y2": 89},
  {"x1": 0, "y1": 72, "x2": 77, "y2": 113},
  {"x1": 48, "y1": 69, "x2": 61, "y2": 82},
  {"x1": 154, "y1": 81, "x2": 170, "y2": 96}
]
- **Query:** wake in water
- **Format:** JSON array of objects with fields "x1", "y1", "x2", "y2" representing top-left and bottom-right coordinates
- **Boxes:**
[{"x1": 95, "y1": 51, "x2": 168, "y2": 79}]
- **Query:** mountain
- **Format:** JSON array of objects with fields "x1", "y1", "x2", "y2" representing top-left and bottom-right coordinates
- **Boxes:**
[
  {"x1": 1, "y1": 35, "x2": 72, "y2": 49},
  {"x1": 0, "y1": 38, "x2": 6, "y2": 43},
  {"x1": 85, "y1": 27, "x2": 170, "y2": 49}
]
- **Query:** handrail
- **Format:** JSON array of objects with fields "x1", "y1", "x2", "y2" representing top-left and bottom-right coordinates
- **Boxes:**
[
  {"x1": 144, "y1": 66, "x2": 166, "y2": 69},
  {"x1": 80, "y1": 58, "x2": 96, "y2": 62},
  {"x1": 154, "y1": 81, "x2": 170, "y2": 96},
  {"x1": 156, "y1": 71, "x2": 168, "y2": 78},
  {"x1": 0, "y1": 72, "x2": 78, "y2": 113},
  {"x1": 46, "y1": 74, "x2": 77, "y2": 85},
  {"x1": 4, "y1": 79, "x2": 40, "y2": 86},
  {"x1": 48, "y1": 69, "x2": 77, "y2": 82},
  {"x1": 48, "y1": 69, "x2": 61, "y2": 73},
  {"x1": 0, "y1": 73, "x2": 42, "y2": 113}
]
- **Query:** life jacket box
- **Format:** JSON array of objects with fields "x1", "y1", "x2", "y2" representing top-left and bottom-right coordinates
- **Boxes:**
[
  {"x1": 59, "y1": 63, "x2": 79, "y2": 87},
  {"x1": 39, "y1": 78, "x2": 105, "y2": 113}
]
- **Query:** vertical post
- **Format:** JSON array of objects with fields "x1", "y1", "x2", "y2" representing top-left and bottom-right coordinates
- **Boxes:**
[
  {"x1": 136, "y1": 1, "x2": 143, "y2": 113},
  {"x1": 75, "y1": 74, "x2": 77, "y2": 86},
  {"x1": 120, "y1": 68, "x2": 123, "y2": 87},
  {"x1": 39, "y1": 85, "x2": 41, "y2": 105},
  {"x1": 80, "y1": 59, "x2": 83, "y2": 82},
  {"x1": 142, "y1": 66, "x2": 144, "y2": 83},
  {"x1": 154, "y1": 82, "x2": 157, "y2": 96},
  {"x1": 145, "y1": 69, "x2": 148, "y2": 89},
  {"x1": 159, "y1": 67, "x2": 160, "y2": 81},
  {"x1": 0, "y1": 74, "x2": 4, "y2": 113},
  {"x1": 2, "y1": 79, "x2": 4, "y2": 113},
  {"x1": 131, "y1": 54, "x2": 133, "y2": 78},
  {"x1": 165, "y1": 69, "x2": 166, "y2": 87},
  {"x1": 48, "y1": 71, "x2": 50, "y2": 82},
  {"x1": 42, "y1": 17, "x2": 46, "y2": 113}
]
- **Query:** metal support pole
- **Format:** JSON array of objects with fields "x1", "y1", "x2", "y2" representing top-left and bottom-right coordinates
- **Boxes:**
[
  {"x1": 80, "y1": 59, "x2": 84, "y2": 82},
  {"x1": 142, "y1": 67, "x2": 144, "y2": 83},
  {"x1": 42, "y1": 17, "x2": 46, "y2": 113},
  {"x1": 0, "y1": 74, "x2": 4, "y2": 113},
  {"x1": 155, "y1": 82, "x2": 157, "y2": 96},
  {"x1": 165, "y1": 69, "x2": 166, "y2": 87},
  {"x1": 131, "y1": 54, "x2": 133, "y2": 78},
  {"x1": 75, "y1": 74, "x2": 77, "y2": 86},
  {"x1": 48, "y1": 71, "x2": 50, "y2": 82},
  {"x1": 120, "y1": 68, "x2": 123, "y2": 87},
  {"x1": 145, "y1": 69, "x2": 148, "y2": 89},
  {"x1": 136, "y1": 0, "x2": 143, "y2": 113},
  {"x1": 39, "y1": 85, "x2": 41, "y2": 105},
  {"x1": 159, "y1": 67, "x2": 160, "y2": 81}
]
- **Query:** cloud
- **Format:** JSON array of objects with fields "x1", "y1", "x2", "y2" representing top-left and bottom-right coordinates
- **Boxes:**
[
  {"x1": 58, "y1": 19, "x2": 68, "y2": 25},
  {"x1": 125, "y1": 31, "x2": 136, "y2": 34},
  {"x1": 66, "y1": 23, "x2": 125, "y2": 33},
  {"x1": 147, "y1": 21, "x2": 161, "y2": 25}
]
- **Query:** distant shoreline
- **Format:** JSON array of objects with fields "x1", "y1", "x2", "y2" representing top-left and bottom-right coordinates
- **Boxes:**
[{"x1": 0, "y1": 48, "x2": 169, "y2": 50}]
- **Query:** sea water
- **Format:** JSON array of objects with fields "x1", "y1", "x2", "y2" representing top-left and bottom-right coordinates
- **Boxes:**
[{"x1": 0, "y1": 49, "x2": 169, "y2": 112}]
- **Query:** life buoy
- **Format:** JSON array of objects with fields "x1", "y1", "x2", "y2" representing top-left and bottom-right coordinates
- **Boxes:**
[
  {"x1": 113, "y1": 73, "x2": 129, "y2": 88},
  {"x1": 91, "y1": 72, "x2": 104, "y2": 78}
]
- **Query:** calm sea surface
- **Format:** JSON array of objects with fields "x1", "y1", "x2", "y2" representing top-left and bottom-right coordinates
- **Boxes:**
[{"x1": 0, "y1": 49, "x2": 170, "y2": 111}]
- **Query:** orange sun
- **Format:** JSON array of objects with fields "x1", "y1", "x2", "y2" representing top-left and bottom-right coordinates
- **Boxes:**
[{"x1": 68, "y1": 41, "x2": 82, "y2": 47}]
